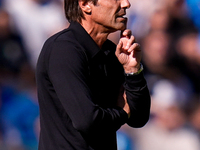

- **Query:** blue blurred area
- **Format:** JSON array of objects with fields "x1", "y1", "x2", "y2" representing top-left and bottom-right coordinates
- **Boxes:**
[
  {"x1": 0, "y1": 74, "x2": 40, "y2": 149},
  {"x1": 117, "y1": 130, "x2": 135, "y2": 150},
  {"x1": 1, "y1": 85, "x2": 39, "y2": 150},
  {"x1": 186, "y1": 0, "x2": 200, "y2": 31}
]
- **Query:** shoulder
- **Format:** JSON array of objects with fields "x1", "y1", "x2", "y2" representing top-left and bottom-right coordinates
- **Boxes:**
[
  {"x1": 41, "y1": 29, "x2": 86, "y2": 58},
  {"x1": 37, "y1": 29, "x2": 88, "y2": 70},
  {"x1": 44, "y1": 29, "x2": 78, "y2": 49}
]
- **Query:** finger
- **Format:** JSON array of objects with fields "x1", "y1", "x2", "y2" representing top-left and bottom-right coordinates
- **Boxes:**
[
  {"x1": 125, "y1": 35, "x2": 135, "y2": 49},
  {"x1": 128, "y1": 43, "x2": 141, "y2": 53},
  {"x1": 121, "y1": 29, "x2": 132, "y2": 38}
]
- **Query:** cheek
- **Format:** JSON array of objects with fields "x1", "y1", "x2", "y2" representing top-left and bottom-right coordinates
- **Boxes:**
[
  {"x1": 92, "y1": 9, "x2": 115, "y2": 24},
  {"x1": 93, "y1": 3, "x2": 117, "y2": 21}
]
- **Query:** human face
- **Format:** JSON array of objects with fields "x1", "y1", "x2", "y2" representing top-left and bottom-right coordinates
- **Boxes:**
[{"x1": 90, "y1": 0, "x2": 131, "y2": 32}]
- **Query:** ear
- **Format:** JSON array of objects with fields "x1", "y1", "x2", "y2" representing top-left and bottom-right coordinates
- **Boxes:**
[{"x1": 79, "y1": 0, "x2": 92, "y2": 14}]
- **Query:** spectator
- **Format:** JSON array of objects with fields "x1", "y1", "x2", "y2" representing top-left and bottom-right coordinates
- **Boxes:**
[
  {"x1": 176, "y1": 32, "x2": 200, "y2": 93},
  {"x1": 131, "y1": 79, "x2": 200, "y2": 150},
  {"x1": 0, "y1": 8, "x2": 27, "y2": 76},
  {"x1": 188, "y1": 98, "x2": 200, "y2": 139},
  {"x1": 3, "y1": 0, "x2": 67, "y2": 69},
  {"x1": 1, "y1": 63, "x2": 39, "y2": 150}
]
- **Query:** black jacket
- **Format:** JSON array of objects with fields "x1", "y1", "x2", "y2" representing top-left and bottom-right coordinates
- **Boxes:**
[{"x1": 36, "y1": 21, "x2": 151, "y2": 150}]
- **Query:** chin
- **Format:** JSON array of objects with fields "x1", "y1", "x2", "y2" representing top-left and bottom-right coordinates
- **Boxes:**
[
  {"x1": 120, "y1": 25, "x2": 127, "y2": 31},
  {"x1": 118, "y1": 21, "x2": 127, "y2": 30},
  {"x1": 117, "y1": 24, "x2": 127, "y2": 31},
  {"x1": 107, "y1": 23, "x2": 127, "y2": 33}
]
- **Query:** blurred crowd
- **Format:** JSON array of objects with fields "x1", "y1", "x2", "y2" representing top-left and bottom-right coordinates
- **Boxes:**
[
  {"x1": 0, "y1": 0, "x2": 67, "y2": 149},
  {"x1": 0, "y1": 0, "x2": 199, "y2": 150}
]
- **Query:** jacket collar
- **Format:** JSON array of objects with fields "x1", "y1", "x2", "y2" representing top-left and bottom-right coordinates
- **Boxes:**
[{"x1": 68, "y1": 21, "x2": 101, "y2": 59}]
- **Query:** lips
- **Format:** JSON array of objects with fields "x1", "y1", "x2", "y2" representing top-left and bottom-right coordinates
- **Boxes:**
[
  {"x1": 116, "y1": 14, "x2": 127, "y2": 22},
  {"x1": 117, "y1": 16, "x2": 127, "y2": 19},
  {"x1": 117, "y1": 13, "x2": 126, "y2": 18},
  {"x1": 116, "y1": 11, "x2": 127, "y2": 20}
]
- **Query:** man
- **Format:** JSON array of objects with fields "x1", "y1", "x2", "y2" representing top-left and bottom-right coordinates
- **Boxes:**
[{"x1": 36, "y1": 0, "x2": 151, "y2": 149}]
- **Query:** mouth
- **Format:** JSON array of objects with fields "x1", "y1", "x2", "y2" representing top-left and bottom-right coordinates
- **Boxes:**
[
  {"x1": 116, "y1": 13, "x2": 127, "y2": 21},
  {"x1": 117, "y1": 12, "x2": 126, "y2": 17},
  {"x1": 116, "y1": 15, "x2": 128, "y2": 23}
]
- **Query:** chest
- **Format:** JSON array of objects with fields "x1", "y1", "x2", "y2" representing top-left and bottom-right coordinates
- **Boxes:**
[{"x1": 88, "y1": 52, "x2": 124, "y2": 107}]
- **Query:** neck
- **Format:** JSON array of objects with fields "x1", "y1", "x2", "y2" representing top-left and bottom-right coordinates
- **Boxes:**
[{"x1": 80, "y1": 19, "x2": 110, "y2": 48}]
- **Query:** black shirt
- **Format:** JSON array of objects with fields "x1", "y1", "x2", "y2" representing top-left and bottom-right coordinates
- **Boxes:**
[{"x1": 36, "y1": 21, "x2": 150, "y2": 150}]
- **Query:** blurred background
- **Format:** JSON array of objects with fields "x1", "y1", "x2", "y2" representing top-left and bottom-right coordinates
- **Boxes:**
[{"x1": 0, "y1": 0, "x2": 199, "y2": 150}]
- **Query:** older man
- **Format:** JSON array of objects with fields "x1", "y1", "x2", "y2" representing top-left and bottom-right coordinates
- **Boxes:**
[{"x1": 36, "y1": 0, "x2": 151, "y2": 149}]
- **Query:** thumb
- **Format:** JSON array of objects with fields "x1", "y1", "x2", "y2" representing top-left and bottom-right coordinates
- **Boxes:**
[{"x1": 121, "y1": 29, "x2": 131, "y2": 38}]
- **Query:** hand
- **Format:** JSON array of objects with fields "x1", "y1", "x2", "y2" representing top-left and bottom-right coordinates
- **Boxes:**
[
  {"x1": 115, "y1": 29, "x2": 141, "y2": 73},
  {"x1": 117, "y1": 87, "x2": 131, "y2": 118}
]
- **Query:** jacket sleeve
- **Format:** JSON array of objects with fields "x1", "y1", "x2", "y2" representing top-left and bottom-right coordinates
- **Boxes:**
[
  {"x1": 124, "y1": 72, "x2": 151, "y2": 128},
  {"x1": 47, "y1": 40, "x2": 128, "y2": 135}
]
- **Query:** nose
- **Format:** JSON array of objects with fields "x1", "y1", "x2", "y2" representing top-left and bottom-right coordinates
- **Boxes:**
[{"x1": 121, "y1": 0, "x2": 131, "y2": 9}]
